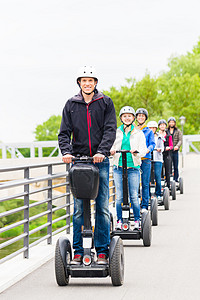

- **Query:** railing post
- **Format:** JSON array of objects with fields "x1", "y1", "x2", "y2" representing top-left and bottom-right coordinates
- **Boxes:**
[
  {"x1": 30, "y1": 145, "x2": 35, "y2": 158},
  {"x1": 2, "y1": 145, "x2": 7, "y2": 159},
  {"x1": 47, "y1": 165, "x2": 53, "y2": 244},
  {"x1": 24, "y1": 167, "x2": 30, "y2": 258},
  {"x1": 11, "y1": 147, "x2": 16, "y2": 159},
  {"x1": 38, "y1": 147, "x2": 43, "y2": 157},
  {"x1": 66, "y1": 163, "x2": 70, "y2": 234}
]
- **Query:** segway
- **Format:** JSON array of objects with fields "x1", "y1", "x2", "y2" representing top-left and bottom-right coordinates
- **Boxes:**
[
  {"x1": 149, "y1": 152, "x2": 158, "y2": 226},
  {"x1": 111, "y1": 150, "x2": 151, "y2": 247},
  {"x1": 170, "y1": 165, "x2": 184, "y2": 194},
  {"x1": 177, "y1": 177, "x2": 184, "y2": 194},
  {"x1": 55, "y1": 156, "x2": 124, "y2": 286},
  {"x1": 160, "y1": 177, "x2": 170, "y2": 210},
  {"x1": 156, "y1": 164, "x2": 170, "y2": 210},
  {"x1": 170, "y1": 175, "x2": 177, "y2": 200}
]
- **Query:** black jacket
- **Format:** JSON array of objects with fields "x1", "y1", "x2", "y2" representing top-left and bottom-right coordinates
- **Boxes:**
[{"x1": 58, "y1": 90, "x2": 117, "y2": 157}]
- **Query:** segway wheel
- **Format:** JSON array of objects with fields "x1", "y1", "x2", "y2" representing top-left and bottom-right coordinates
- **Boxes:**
[
  {"x1": 110, "y1": 212, "x2": 114, "y2": 234},
  {"x1": 141, "y1": 211, "x2": 151, "y2": 247},
  {"x1": 151, "y1": 197, "x2": 158, "y2": 226},
  {"x1": 163, "y1": 187, "x2": 170, "y2": 210},
  {"x1": 55, "y1": 239, "x2": 71, "y2": 286},
  {"x1": 110, "y1": 237, "x2": 124, "y2": 286},
  {"x1": 171, "y1": 180, "x2": 176, "y2": 200},
  {"x1": 179, "y1": 177, "x2": 183, "y2": 194}
]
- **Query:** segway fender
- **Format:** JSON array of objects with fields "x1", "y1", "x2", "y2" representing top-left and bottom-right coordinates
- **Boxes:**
[
  {"x1": 109, "y1": 236, "x2": 120, "y2": 262},
  {"x1": 58, "y1": 237, "x2": 72, "y2": 267}
]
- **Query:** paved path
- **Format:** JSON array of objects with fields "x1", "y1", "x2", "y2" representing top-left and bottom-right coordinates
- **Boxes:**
[{"x1": 1, "y1": 154, "x2": 200, "y2": 300}]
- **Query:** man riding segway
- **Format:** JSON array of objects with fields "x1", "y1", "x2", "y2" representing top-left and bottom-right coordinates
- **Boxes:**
[{"x1": 58, "y1": 66, "x2": 117, "y2": 265}]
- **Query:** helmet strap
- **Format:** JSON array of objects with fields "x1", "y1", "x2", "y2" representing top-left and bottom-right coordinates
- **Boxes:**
[{"x1": 122, "y1": 121, "x2": 134, "y2": 130}]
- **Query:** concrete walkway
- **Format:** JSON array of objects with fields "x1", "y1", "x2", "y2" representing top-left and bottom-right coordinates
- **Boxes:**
[{"x1": 1, "y1": 154, "x2": 200, "y2": 300}]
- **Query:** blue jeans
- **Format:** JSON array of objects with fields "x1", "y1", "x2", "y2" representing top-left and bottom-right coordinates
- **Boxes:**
[
  {"x1": 141, "y1": 159, "x2": 151, "y2": 209},
  {"x1": 154, "y1": 161, "x2": 163, "y2": 197},
  {"x1": 73, "y1": 158, "x2": 110, "y2": 257},
  {"x1": 113, "y1": 166, "x2": 140, "y2": 221},
  {"x1": 172, "y1": 150, "x2": 179, "y2": 182}
]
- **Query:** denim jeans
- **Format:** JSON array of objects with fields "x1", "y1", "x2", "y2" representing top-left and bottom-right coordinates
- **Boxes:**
[
  {"x1": 163, "y1": 152, "x2": 171, "y2": 188},
  {"x1": 113, "y1": 166, "x2": 140, "y2": 221},
  {"x1": 172, "y1": 150, "x2": 179, "y2": 182},
  {"x1": 141, "y1": 159, "x2": 151, "y2": 209},
  {"x1": 73, "y1": 158, "x2": 110, "y2": 257},
  {"x1": 154, "y1": 161, "x2": 163, "y2": 197}
]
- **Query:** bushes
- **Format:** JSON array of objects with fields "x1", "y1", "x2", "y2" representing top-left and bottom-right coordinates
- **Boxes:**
[{"x1": 0, "y1": 199, "x2": 68, "y2": 238}]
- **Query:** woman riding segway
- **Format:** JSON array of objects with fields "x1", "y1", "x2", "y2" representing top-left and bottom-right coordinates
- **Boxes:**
[
  {"x1": 136, "y1": 108, "x2": 156, "y2": 213},
  {"x1": 110, "y1": 106, "x2": 147, "y2": 230},
  {"x1": 158, "y1": 119, "x2": 173, "y2": 190},
  {"x1": 147, "y1": 121, "x2": 164, "y2": 203}
]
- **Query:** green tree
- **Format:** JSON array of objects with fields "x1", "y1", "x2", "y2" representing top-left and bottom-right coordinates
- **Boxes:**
[
  {"x1": 166, "y1": 39, "x2": 200, "y2": 78},
  {"x1": 104, "y1": 73, "x2": 164, "y2": 125},
  {"x1": 34, "y1": 115, "x2": 61, "y2": 157},
  {"x1": 34, "y1": 115, "x2": 61, "y2": 141}
]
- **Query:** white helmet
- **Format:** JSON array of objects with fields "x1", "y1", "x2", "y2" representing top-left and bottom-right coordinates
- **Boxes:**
[
  {"x1": 119, "y1": 106, "x2": 135, "y2": 117},
  {"x1": 76, "y1": 66, "x2": 98, "y2": 84},
  {"x1": 147, "y1": 121, "x2": 158, "y2": 128}
]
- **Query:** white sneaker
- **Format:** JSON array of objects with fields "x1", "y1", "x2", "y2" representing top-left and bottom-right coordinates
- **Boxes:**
[
  {"x1": 141, "y1": 208, "x2": 147, "y2": 213},
  {"x1": 116, "y1": 220, "x2": 122, "y2": 230},
  {"x1": 134, "y1": 220, "x2": 141, "y2": 230}
]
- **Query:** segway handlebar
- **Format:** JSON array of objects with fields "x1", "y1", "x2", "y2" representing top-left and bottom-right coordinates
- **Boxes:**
[
  {"x1": 72, "y1": 156, "x2": 94, "y2": 163},
  {"x1": 116, "y1": 150, "x2": 139, "y2": 154}
]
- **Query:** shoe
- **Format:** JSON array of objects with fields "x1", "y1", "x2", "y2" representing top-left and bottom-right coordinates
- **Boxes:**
[
  {"x1": 71, "y1": 254, "x2": 82, "y2": 265},
  {"x1": 96, "y1": 254, "x2": 108, "y2": 265},
  {"x1": 134, "y1": 220, "x2": 141, "y2": 230},
  {"x1": 141, "y1": 208, "x2": 147, "y2": 213},
  {"x1": 116, "y1": 220, "x2": 122, "y2": 230}
]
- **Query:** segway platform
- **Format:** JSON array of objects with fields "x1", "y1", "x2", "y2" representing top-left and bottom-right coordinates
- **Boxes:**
[
  {"x1": 111, "y1": 229, "x2": 141, "y2": 240},
  {"x1": 68, "y1": 264, "x2": 109, "y2": 278}
]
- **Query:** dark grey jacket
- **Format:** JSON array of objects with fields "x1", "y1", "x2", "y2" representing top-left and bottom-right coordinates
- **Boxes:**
[{"x1": 58, "y1": 90, "x2": 117, "y2": 157}]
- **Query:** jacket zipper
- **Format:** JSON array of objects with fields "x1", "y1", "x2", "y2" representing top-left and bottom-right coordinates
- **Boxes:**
[{"x1": 86, "y1": 97, "x2": 103, "y2": 157}]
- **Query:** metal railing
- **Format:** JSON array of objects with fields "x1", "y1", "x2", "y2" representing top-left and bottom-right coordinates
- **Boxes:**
[
  {"x1": 0, "y1": 160, "x2": 116, "y2": 263},
  {"x1": 0, "y1": 141, "x2": 60, "y2": 159},
  {"x1": 182, "y1": 135, "x2": 200, "y2": 155}
]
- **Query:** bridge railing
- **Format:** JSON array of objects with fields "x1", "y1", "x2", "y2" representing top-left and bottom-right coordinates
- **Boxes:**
[
  {"x1": 0, "y1": 160, "x2": 116, "y2": 264},
  {"x1": 0, "y1": 141, "x2": 61, "y2": 159}
]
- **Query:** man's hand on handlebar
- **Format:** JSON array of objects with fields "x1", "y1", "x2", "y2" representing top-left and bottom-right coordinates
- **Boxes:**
[
  {"x1": 62, "y1": 154, "x2": 74, "y2": 164},
  {"x1": 93, "y1": 153, "x2": 105, "y2": 163}
]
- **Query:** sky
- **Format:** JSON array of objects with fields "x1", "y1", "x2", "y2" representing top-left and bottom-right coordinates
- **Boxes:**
[{"x1": 0, "y1": 0, "x2": 200, "y2": 143}]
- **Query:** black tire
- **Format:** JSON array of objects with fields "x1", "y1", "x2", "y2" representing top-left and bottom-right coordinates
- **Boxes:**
[
  {"x1": 179, "y1": 177, "x2": 183, "y2": 194},
  {"x1": 55, "y1": 239, "x2": 71, "y2": 286},
  {"x1": 171, "y1": 180, "x2": 176, "y2": 200},
  {"x1": 151, "y1": 197, "x2": 158, "y2": 226},
  {"x1": 142, "y1": 211, "x2": 151, "y2": 247},
  {"x1": 110, "y1": 238, "x2": 124, "y2": 286},
  {"x1": 163, "y1": 187, "x2": 170, "y2": 210},
  {"x1": 110, "y1": 212, "x2": 114, "y2": 234}
]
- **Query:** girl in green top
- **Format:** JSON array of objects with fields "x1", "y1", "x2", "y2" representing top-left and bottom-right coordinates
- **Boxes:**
[{"x1": 110, "y1": 106, "x2": 147, "y2": 230}]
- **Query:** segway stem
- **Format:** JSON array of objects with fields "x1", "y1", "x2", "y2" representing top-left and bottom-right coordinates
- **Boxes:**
[{"x1": 122, "y1": 151, "x2": 129, "y2": 206}]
